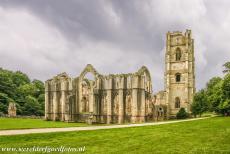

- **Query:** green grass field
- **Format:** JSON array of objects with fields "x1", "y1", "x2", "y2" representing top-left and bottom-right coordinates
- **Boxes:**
[
  {"x1": 0, "y1": 118, "x2": 88, "y2": 130},
  {"x1": 0, "y1": 117, "x2": 229, "y2": 154}
]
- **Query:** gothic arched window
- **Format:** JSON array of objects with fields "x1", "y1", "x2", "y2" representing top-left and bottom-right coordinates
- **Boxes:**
[
  {"x1": 176, "y1": 48, "x2": 182, "y2": 61},
  {"x1": 175, "y1": 97, "x2": 180, "y2": 108},
  {"x1": 175, "y1": 73, "x2": 181, "y2": 82}
]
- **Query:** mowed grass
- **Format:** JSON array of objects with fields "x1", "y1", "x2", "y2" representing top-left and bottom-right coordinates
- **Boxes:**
[
  {"x1": 0, "y1": 117, "x2": 229, "y2": 154},
  {"x1": 0, "y1": 118, "x2": 88, "y2": 130}
]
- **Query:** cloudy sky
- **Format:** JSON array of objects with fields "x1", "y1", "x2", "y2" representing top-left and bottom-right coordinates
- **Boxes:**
[{"x1": 0, "y1": 0, "x2": 230, "y2": 92}]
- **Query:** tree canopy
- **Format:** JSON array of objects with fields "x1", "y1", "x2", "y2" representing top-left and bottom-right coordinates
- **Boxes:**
[
  {"x1": 223, "y1": 62, "x2": 230, "y2": 74},
  {"x1": 0, "y1": 68, "x2": 44, "y2": 116},
  {"x1": 191, "y1": 90, "x2": 208, "y2": 117},
  {"x1": 191, "y1": 61, "x2": 230, "y2": 116}
]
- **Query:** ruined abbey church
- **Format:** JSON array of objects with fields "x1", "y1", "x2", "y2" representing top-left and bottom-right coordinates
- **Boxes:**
[{"x1": 45, "y1": 30, "x2": 195, "y2": 124}]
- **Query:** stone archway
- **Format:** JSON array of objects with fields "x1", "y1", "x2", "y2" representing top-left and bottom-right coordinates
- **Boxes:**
[{"x1": 78, "y1": 64, "x2": 102, "y2": 115}]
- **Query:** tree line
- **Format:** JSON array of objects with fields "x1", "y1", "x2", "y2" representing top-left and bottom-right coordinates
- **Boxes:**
[
  {"x1": 191, "y1": 62, "x2": 230, "y2": 117},
  {"x1": 0, "y1": 68, "x2": 44, "y2": 116}
]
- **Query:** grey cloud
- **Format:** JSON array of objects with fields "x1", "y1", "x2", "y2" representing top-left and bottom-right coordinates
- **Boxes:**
[{"x1": 0, "y1": 0, "x2": 229, "y2": 92}]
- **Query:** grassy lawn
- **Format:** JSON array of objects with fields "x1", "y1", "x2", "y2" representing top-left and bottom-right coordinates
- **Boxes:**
[
  {"x1": 0, "y1": 118, "x2": 88, "y2": 130},
  {"x1": 0, "y1": 117, "x2": 229, "y2": 154}
]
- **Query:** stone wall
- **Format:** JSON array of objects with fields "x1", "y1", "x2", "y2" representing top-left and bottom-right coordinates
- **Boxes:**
[{"x1": 45, "y1": 64, "x2": 155, "y2": 124}]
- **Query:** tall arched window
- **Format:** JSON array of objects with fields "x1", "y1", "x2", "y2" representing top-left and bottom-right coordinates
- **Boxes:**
[
  {"x1": 175, "y1": 73, "x2": 181, "y2": 82},
  {"x1": 175, "y1": 97, "x2": 180, "y2": 108},
  {"x1": 176, "y1": 48, "x2": 182, "y2": 61}
]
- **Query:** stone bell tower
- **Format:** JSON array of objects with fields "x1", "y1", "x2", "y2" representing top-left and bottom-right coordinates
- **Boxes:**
[{"x1": 165, "y1": 29, "x2": 195, "y2": 116}]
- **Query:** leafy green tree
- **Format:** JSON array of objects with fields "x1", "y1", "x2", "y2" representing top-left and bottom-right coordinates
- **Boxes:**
[
  {"x1": 191, "y1": 90, "x2": 208, "y2": 117},
  {"x1": 218, "y1": 74, "x2": 230, "y2": 115},
  {"x1": 218, "y1": 99, "x2": 230, "y2": 116},
  {"x1": 0, "y1": 68, "x2": 45, "y2": 116},
  {"x1": 15, "y1": 103, "x2": 22, "y2": 115},
  {"x1": 222, "y1": 74, "x2": 230, "y2": 100},
  {"x1": 17, "y1": 83, "x2": 37, "y2": 98},
  {"x1": 176, "y1": 108, "x2": 189, "y2": 119},
  {"x1": 0, "y1": 92, "x2": 15, "y2": 114},
  {"x1": 37, "y1": 94, "x2": 45, "y2": 103},
  {"x1": 22, "y1": 96, "x2": 43, "y2": 116},
  {"x1": 0, "y1": 103, "x2": 7, "y2": 114},
  {"x1": 12, "y1": 71, "x2": 30, "y2": 86},
  {"x1": 223, "y1": 61, "x2": 230, "y2": 74},
  {"x1": 32, "y1": 79, "x2": 45, "y2": 97},
  {"x1": 0, "y1": 69, "x2": 16, "y2": 99},
  {"x1": 37, "y1": 94, "x2": 45, "y2": 111},
  {"x1": 206, "y1": 77, "x2": 223, "y2": 112}
]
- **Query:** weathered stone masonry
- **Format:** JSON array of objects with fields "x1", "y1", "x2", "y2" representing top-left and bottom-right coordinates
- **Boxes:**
[
  {"x1": 45, "y1": 65, "x2": 155, "y2": 124},
  {"x1": 45, "y1": 30, "x2": 195, "y2": 123}
]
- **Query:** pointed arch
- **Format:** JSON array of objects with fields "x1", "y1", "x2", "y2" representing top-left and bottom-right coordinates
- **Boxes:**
[
  {"x1": 79, "y1": 64, "x2": 100, "y2": 80},
  {"x1": 137, "y1": 66, "x2": 152, "y2": 82}
]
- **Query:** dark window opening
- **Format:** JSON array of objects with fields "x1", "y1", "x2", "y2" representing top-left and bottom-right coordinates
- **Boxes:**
[
  {"x1": 176, "y1": 73, "x2": 181, "y2": 82},
  {"x1": 175, "y1": 97, "x2": 180, "y2": 108}
]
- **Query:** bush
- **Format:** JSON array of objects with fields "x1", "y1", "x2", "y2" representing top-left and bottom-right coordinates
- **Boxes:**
[{"x1": 176, "y1": 108, "x2": 189, "y2": 119}]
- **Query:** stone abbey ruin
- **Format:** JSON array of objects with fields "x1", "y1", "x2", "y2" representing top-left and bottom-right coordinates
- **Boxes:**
[{"x1": 45, "y1": 30, "x2": 195, "y2": 124}]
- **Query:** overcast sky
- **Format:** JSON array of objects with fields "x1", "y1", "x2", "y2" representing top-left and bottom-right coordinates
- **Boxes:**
[{"x1": 0, "y1": 0, "x2": 230, "y2": 92}]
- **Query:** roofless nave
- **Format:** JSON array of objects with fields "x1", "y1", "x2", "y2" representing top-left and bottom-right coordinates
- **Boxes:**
[{"x1": 45, "y1": 29, "x2": 195, "y2": 124}]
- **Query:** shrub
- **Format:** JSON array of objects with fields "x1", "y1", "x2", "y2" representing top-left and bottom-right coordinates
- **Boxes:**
[{"x1": 176, "y1": 108, "x2": 189, "y2": 119}]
